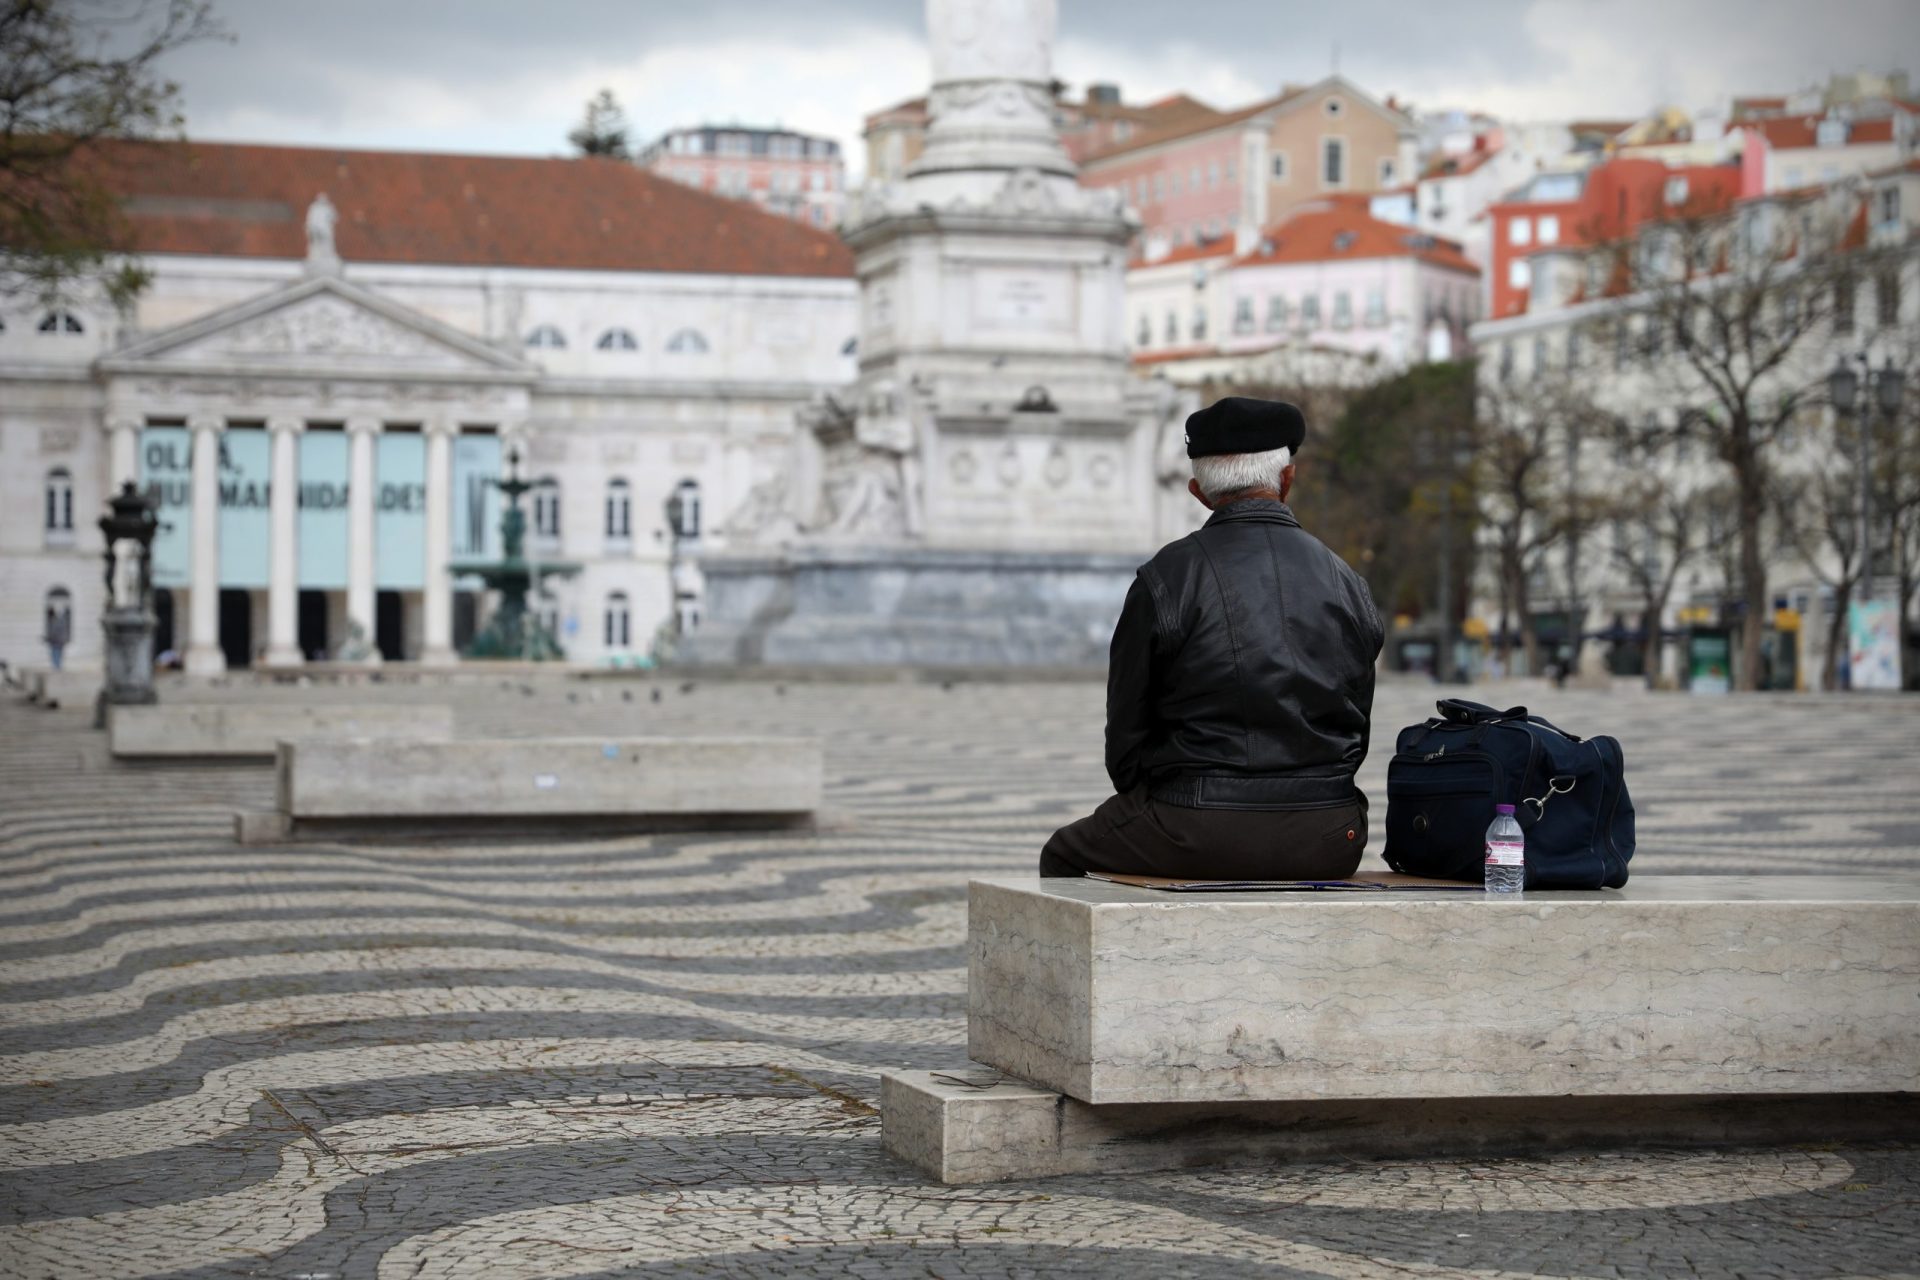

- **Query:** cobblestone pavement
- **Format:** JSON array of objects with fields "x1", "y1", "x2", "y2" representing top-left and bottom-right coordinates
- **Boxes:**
[{"x1": 2, "y1": 674, "x2": 1917, "y2": 1279}]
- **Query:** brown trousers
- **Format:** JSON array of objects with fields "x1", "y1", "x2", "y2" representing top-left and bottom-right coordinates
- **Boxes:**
[{"x1": 1039, "y1": 787, "x2": 1366, "y2": 880}]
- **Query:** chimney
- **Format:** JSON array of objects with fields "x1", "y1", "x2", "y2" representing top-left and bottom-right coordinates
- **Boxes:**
[{"x1": 1088, "y1": 82, "x2": 1121, "y2": 106}]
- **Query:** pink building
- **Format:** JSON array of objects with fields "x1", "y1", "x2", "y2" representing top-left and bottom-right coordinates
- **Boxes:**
[
  {"x1": 1080, "y1": 75, "x2": 1419, "y2": 254},
  {"x1": 638, "y1": 125, "x2": 846, "y2": 228}
]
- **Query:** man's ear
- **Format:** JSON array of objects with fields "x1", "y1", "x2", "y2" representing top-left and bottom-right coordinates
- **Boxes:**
[
  {"x1": 1187, "y1": 477, "x2": 1213, "y2": 510},
  {"x1": 1278, "y1": 463, "x2": 1295, "y2": 503}
]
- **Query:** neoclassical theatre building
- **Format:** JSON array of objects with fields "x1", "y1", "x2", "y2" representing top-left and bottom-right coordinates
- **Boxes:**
[{"x1": 0, "y1": 140, "x2": 857, "y2": 673}]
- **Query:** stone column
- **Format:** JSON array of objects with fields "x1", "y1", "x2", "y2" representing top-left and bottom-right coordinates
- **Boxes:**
[
  {"x1": 346, "y1": 415, "x2": 381, "y2": 663},
  {"x1": 183, "y1": 414, "x2": 227, "y2": 675},
  {"x1": 106, "y1": 414, "x2": 141, "y2": 493},
  {"x1": 262, "y1": 416, "x2": 304, "y2": 668},
  {"x1": 420, "y1": 416, "x2": 458, "y2": 666}
]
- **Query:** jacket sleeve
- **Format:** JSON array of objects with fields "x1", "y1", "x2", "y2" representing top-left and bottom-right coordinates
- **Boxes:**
[{"x1": 1104, "y1": 572, "x2": 1160, "y2": 793}]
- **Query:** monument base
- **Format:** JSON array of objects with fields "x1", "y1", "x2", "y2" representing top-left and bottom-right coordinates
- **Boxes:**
[{"x1": 681, "y1": 545, "x2": 1146, "y2": 667}]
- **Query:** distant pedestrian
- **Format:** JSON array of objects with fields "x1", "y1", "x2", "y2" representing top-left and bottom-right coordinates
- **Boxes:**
[{"x1": 43, "y1": 606, "x2": 71, "y2": 671}]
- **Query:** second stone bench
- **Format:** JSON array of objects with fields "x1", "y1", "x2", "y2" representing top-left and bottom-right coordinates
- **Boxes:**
[
  {"x1": 236, "y1": 735, "x2": 824, "y2": 842},
  {"x1": 111, "y1": 702, "x2": 454, "y2": 760}
]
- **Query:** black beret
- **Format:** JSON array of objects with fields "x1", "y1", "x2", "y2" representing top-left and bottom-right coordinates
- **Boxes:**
[{"x1": 1184, "y1": 397, "x2": 1306, "y2": 459}]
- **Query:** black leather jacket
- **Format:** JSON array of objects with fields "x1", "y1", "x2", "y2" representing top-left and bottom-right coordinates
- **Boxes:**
[{"x1": 1106, "y1": 499, "x2": 1384, "y2": 809}]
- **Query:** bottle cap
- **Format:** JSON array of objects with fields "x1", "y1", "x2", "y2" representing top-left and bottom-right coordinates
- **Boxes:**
[{"x1": 1495, "y1": 804, "x2": 1516, "y2": 815}]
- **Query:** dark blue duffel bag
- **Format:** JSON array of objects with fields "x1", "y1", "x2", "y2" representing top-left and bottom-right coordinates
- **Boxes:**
[{"x1": 1383, "y1": 698, "x2": 1634, "y2": 889}]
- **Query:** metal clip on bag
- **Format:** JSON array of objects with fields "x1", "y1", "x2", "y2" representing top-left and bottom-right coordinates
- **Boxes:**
[{"x1": 1383, "y1": 698, "x2": 1635, "y2": 889}]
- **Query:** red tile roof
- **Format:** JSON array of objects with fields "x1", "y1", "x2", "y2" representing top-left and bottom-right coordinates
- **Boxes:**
[
  {"x1": 1234, "y1": 201, "x2": 1478, "y2": 273},
  {"x1": 1080, "y1": 91, "x2": 1296, "y2": 164},
  {"x1": 1422, "y1": 149, "x2": 1496, "y2": 180},
  {"x1": 1128, "y1": 236, "x2": 1240, "y2": 269},
  {"x1": 1742, "y1": 114, "x2": 1901, "y2": 150},
  {"x1": 85, "y1": 138, "x2": 856, "y2": 278}
]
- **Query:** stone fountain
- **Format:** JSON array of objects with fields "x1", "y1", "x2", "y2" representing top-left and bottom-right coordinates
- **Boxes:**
[{"x1": 451, "y1": 449, "x2": 579, "y2": 660}]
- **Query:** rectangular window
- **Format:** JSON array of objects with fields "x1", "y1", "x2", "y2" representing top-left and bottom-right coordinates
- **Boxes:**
[
  {"x1": 1878, "y1": 186, "x2": 1901, "y2": 226},
  {"x1": 1207, "y1": 161, "x2": 1220, "y2": 189},
  {"x1": 1532, "y1": 336, "x2": 1548, "y2": 377},
  {"x1": 1265, "y1": 295, "x2": 1289, "y2": 332},
  {"x1": 1835, "y1": 274, "x2": 1856, "y2": 334},
  {"x1": 1233, "y1": 297, "x2": 1254, "y2": 334},
  {"x1": 1321, "y1": 137, "x2": 1346, "y2": 187},
  {"x1": 1300, "y1": 294, "x2": 1321, "y2": 328},
  {"x1": 1364, "y1": 288, "x2": 1386, "y2": 327},
  {"x1": 1377, "y1": 157, "x2": 1396, "y2": 186},
  {"x1": 1499, "y1": 341, "x2": 1514, "y2": 382},
  {"x1": 1271, "y1": 152, "x2": 1289, "y2": 181},
  {"x1": 1331, "y1": 292, "x2": 1353, "y2": 329},
  {"x1": 1537, "y1": 214, "x2": 1560, "y2": 245},
  {"x1": 1190, "y1": 165, "x2": 1202, "y2": 192},
  {"x1": 1224, "y1": 158, "x2": 1236, "y2": 182},
  {"x1": 1509, "y1": 217, "x2": 1532, "y2": 247},
  {"x1": 1876, "y1": 272, "x2": 1900, "y2": 327},
  {"x1": 1508, "y1": 258, "x2": 1530, "y2": 290},
  {"x1": 1154, "y1": 173, "x2": 1166, "y2": 200}
]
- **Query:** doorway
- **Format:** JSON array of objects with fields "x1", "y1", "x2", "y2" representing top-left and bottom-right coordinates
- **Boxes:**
[
  {"x1": 298, "y1": 590, "x2": 329, "y2": 661},
  {"x1": 152, "y1": 589, "x2": 176, "y2": 662},
  {"x1": 376, "y1": 590, "x2": 405, "y2": 662},
  {"x1": 219, "y1": 589, "x2": 253, "y2": 669}
]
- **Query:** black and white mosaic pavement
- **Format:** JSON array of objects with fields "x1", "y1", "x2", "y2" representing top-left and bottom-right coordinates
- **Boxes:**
[{"x1": 2, "y1": 675, "x2": 1917, "y2": 1278}]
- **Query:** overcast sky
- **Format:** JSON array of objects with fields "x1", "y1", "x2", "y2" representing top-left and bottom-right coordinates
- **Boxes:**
[{"x1": 163, "y1": 0, "x2": 1919, "y2": 177}]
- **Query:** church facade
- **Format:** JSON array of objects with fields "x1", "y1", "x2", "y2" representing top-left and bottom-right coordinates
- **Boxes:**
[{"x1": 0, "y1": 140, "x2": 857, "y2": 672}]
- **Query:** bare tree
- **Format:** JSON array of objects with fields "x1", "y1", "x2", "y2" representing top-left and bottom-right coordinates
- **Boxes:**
[
  {"x1": 1476, "y1": 372, "x2": 1607, "y2": 673},
  {"x1": 1, "y1": 0, "x2": 226, "y2": 306},
  {"x1": 1604, "y1": 449, "x2": 1706, "y2": 687},
  {"x1": 1594, "y1": 182, "x2": 1891, "y2": 689}
]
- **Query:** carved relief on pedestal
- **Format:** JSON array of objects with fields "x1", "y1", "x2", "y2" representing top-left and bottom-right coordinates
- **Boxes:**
[
  {"x1": 1088, "y1": 452, "x2": 1117, "y2": 489},
  {"x1": 995, "y1": 443, "x2": 1023, "y2": 487},
  {"x1": 1043, "y1": 444, "x2": 1070, "y2": 489}
]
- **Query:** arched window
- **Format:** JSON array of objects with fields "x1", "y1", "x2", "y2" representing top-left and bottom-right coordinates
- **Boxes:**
[
  {"x1": 44, "y1": 467, "x2": 73, "y2": 535},
  {"x1": 37, "y1": 311, "x2": 83, "y2": 334},
  {"x1": 668, "y1": 478, "x2": 702, "y2": 540},
  {"x1": 604, "y1": 591, "x2": 631, "y2": 649},
  {"x1": 532, "y1": 477, "x2": 561, "y2": 540},
  {"x1": 524, "y1": 324, "x2": 567, "y2": 349},
  {"x1": 666, "y1": 328, "x2": 710, "y2": 354},
  {"x1": 595, "y1": 327, "x2": 638, "y2": 351},
  {"x1": 604, "y1": 478, "x2": 631, "y2": 542}
]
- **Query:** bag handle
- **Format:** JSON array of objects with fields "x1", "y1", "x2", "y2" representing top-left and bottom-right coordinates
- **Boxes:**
[
  {"x1": 1436, "y1": 699, "x2": 1584, "y2": 743},
  {"x1": 1436, "y1": 699, "x2": 1528, "y2": 724}
]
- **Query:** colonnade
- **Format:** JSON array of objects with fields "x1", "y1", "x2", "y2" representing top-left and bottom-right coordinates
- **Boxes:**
[{"x1": 104, "y1": 412, "x2": 483, "y2": 673}]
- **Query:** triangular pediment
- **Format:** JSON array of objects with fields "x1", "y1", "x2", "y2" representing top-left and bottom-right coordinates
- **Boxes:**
[{"x1": 101, "y1": 274, "x2": 533, "y2": 381}]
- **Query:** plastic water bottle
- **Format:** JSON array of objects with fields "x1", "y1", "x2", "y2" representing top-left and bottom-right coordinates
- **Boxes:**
[{"x1": 1485, "y1": 804, "x2": 1525, "y2": 895}]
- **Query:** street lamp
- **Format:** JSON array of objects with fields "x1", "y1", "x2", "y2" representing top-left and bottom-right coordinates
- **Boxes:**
[{"x1": 94, "y1": 480, "x2": 162, "y2": 727}]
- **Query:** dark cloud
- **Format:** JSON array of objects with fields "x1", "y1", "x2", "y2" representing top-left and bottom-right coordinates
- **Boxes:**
[{"x1": 163, "y1": 0, "x2": 1917, "y2": 161}]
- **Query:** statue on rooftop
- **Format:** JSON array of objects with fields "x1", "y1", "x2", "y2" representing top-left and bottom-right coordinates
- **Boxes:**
[{"x1": 304, "y1": 193, "x2": 340, "y2": 274}]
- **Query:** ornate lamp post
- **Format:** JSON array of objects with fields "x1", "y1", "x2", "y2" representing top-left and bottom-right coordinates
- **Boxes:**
[{"x1": 94, "y1": 481, "x2": 162, "y2": 728}]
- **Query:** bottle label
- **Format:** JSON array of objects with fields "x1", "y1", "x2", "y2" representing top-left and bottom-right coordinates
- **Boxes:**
[{"x1": 1486, "y1": 840, "x2": 1524, "y2": 867}]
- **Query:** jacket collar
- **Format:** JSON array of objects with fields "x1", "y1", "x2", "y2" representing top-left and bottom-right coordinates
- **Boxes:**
[{"x1": 1202, "y1": 497, "x2": 1301, "y2": 529}]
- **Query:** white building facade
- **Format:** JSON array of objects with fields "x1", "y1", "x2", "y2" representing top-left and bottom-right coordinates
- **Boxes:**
[{"x1": 0, "y1": 141, "x2": 857, "y2": 674}]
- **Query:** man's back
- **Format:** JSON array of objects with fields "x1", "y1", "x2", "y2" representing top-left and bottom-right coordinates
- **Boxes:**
[{"x1": 1107, "y1": 498, "x2": 1383, "y2": 809}]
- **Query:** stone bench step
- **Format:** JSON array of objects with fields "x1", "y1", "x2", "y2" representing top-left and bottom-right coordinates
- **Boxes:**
[{"x1": 111, "y1": 703, "x2": 453, "y2": 759}]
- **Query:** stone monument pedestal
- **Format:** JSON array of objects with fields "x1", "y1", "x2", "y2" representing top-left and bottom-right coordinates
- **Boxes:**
[
  {"x1": 681, "y1": 545, "x2": 1145, "y2": 668},
  {"x1": 93, "y1": 607, "x2": 157, "y2": 728}
]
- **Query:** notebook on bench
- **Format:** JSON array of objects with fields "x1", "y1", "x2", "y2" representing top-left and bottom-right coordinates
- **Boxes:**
[{"x1": 1084, "y1": 870, "x2": 1486, "y2": 892}]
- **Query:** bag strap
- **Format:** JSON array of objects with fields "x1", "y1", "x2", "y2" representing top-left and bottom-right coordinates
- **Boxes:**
[{"x1": 1522, "y1": 714, "x2": 1583, "y2": 743}]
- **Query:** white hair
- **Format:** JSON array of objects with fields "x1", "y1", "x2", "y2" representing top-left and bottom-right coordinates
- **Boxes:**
[{"x1": 1191, "y1": 446, "x2": 1293, "y2": 504}]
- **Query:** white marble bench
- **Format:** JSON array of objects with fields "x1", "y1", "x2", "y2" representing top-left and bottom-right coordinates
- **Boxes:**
[
  {"x1": 884, "y1": 875, "x2": 1920, "y2": 1182},
  {"x1": 111, "y1": 703, "x2": 454, "y2": 760},
  {"x1": 235, "y1": 735, "x2": 823, "y2": 842}
]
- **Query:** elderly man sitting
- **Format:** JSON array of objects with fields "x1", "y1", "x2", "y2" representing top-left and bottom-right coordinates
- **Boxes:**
[{"x1": 1041, "y1": 396, "x2": 1384, "y2": 880}]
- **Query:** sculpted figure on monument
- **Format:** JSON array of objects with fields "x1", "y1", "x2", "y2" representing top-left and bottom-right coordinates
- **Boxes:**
[
  {"x1": 807, "y1": 382, "x2": 927, "y2": 541},
  {"x1": 305, "y1": 194, "x2": 340, "y2": 271}
]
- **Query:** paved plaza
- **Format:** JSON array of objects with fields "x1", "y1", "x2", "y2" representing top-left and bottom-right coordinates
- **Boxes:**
[{"x1": 1, "y1": 675, "x2": 1918, "y2": 1279}]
